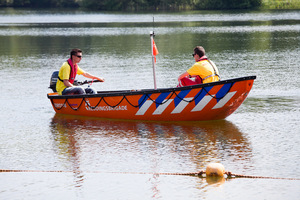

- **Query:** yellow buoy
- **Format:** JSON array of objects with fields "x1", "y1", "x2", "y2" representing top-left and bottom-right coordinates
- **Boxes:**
[{"x1": 206, "y1": 163, "x2": 225, "y2": 177}]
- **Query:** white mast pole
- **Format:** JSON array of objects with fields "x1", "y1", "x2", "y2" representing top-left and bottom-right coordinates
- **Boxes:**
[{"x1": 150, "y1": 31, "x2": 157, "y2": 89}]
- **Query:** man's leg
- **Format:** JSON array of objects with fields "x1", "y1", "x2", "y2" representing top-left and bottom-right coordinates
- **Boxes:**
[{"x1": 62, "y1": 86, "x2": 85, "y2": 95}]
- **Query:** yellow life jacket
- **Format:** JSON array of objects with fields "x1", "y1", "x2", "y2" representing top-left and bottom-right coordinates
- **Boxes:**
[{"x1": 187, "y1": 57, "x2": 220, "y2": 83}]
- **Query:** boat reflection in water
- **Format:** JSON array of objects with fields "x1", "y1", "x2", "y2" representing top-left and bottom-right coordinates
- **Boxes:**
[{"x1": 49, "y1": 114, "x2": 252, "y2": 189}]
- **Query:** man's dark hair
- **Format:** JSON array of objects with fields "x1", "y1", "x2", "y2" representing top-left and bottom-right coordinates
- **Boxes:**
[
  {"x1": 70, "y1": 48, "x2": 82, "y2": 58},
  {"x1": 193, "y1": 46, "x2": 205, "y2": 57}
]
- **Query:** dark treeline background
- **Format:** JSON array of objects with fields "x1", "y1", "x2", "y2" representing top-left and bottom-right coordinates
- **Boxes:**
[{"x1": 0, "y1": 0, "x2": 262, "y2": 11}]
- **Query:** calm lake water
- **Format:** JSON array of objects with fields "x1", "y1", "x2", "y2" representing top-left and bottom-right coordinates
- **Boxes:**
[{"x1": 0, "y1": 8, "x2": 300, "y2": 200}]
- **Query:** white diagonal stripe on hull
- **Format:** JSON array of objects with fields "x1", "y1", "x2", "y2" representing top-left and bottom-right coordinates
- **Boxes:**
[
  {"x1": 191, "y1": 95, "x2": 214, "y2": 112},
  {"x1": 153, "y1": 99, "x2": 173, "y2": 115},
  {"x1": 212, "y1": 91, "x2": 237, "y2": 109},
  {"x1": 171, "y1": 97, "x2": 193, "y2": 114},
  {"x1": 135, "y1": 100, "x2": 153, "y2": 115}
]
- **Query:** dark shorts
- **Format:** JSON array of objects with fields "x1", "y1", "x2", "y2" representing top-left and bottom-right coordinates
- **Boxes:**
[{"x1": 62, "y1": 86, "x2": 97, "y2": 95}]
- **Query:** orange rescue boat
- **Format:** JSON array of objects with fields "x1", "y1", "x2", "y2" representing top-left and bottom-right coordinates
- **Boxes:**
[{"x1": 47, "y1": 76, "x2": 255, "y2": 121}]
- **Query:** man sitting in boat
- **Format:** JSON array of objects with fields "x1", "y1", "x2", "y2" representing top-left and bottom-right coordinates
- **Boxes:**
[
  {"x1": 177, "y1": 46, "x2": 220, "y2": 87},
  {"x1": 56, "y1": 48, "x2": 105, "y2": 95}
]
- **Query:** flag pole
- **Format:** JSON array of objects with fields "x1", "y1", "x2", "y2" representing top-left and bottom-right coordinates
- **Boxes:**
[{"x1": 150, "y1": 31, "x2": 157, "y2": 89}]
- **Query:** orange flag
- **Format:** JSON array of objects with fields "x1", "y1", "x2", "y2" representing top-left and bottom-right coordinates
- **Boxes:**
[
  {"x1": 153, "y1": 39, "x2": 159, "y2": 55},
  {"x1": 152, "y1": 38, "x2": 159, "y2": 62}
]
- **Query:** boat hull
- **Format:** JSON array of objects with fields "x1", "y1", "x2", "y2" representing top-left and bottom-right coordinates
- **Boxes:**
[{"x1": 47, "y1": 76, "x2": 256, "y2": 121}]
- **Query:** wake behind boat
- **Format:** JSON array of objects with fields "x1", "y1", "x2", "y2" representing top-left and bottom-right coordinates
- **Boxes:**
[{"x1": 47, "y1": 76, "x2": 256, "y2": 121}]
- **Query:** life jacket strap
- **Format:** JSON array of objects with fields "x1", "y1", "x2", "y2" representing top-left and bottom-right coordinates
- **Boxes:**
[
  {"x1": 207, "y1": 59, "x2": 220, "y2": 81},
  {"x1": 57, "y1": 60, "x2": 74, "y2": 83},
  {"x1": 57, "y1": 75, "x2": 63, "y2": 82},
  {"x1": 202, "y1": 73, "x2": 220, "y2": 81}
]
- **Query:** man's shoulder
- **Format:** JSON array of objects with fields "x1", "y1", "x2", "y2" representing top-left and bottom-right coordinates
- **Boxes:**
[
  {"x1": 192, "y1": 61, "x2": 204, "y2": 67},
  {"x1": 60, "y1": 62, "x2": 70, "y2": 70},
  {"x1": 195, "y1": 59, "x2": 211, "y2": 67}
]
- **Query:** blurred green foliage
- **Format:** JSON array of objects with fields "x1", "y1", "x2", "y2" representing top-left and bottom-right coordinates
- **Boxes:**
[{"x1": 0, "y1": 0, "x2": 263, "y2": 10}]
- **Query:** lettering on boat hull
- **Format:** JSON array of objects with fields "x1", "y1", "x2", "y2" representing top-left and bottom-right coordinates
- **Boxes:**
[
  {"x1": 54, "y1": 103, "x2": 66, "y2": 108},
  {"x1": 86, "y1": 105, "x2": 128, "y2": 111}
]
